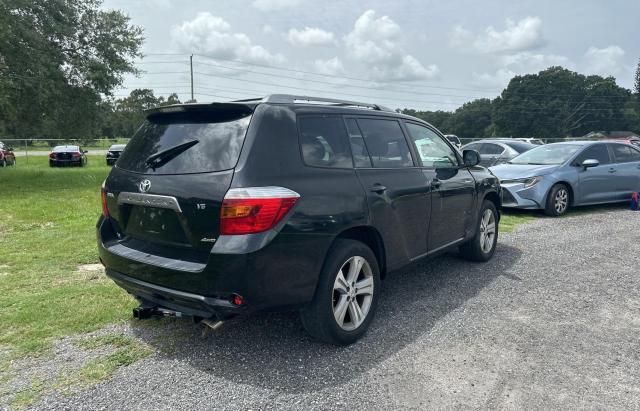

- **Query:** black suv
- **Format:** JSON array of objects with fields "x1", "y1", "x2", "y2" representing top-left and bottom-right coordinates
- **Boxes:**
[{"x1": 97, "y1": 95, "x2": 501, "y2": 345}]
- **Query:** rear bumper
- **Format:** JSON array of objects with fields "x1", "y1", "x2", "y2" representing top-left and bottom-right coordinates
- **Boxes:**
[
  {"x1": 97, "y1": 216, "x2": 332, "y2": 314},
  {"x1": 105, "y1": 268, "x2": 243, "y2": 319},
  {"x1": 50, "y1": 159, "x2": 82, "y2": 166}
]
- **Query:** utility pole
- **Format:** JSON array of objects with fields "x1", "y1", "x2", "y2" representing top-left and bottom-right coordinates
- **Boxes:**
[{"x1": 190, "y1": 54, "x2": 194, "y2": 102}]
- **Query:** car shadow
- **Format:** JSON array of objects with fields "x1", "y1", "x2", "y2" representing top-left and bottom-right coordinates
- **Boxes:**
[
  {"x1": 503, "y1": 201, "x2": 630, "y2": 218},
  {"x1": 131, "y1": 244, "x2": 523, "y2": 394}
]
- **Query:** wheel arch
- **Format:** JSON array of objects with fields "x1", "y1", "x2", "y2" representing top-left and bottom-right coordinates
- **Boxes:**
[
  {"x1": 547, "y1": 181, "x2": 575, "y2": 206},
  {"x1": 483, "y1": 191, "x2": 501, "y2": 220},
  {"x1": 334, "y1": 225, "x2": 387, "y2": 280}
]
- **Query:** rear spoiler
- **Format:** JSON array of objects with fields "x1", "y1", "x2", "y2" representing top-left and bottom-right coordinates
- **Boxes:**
[{"x1": 144, "y1": 102, "x2": 255, "y2": 122}]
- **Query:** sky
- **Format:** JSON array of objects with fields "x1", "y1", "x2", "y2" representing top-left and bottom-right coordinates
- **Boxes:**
[{"x1": 103, "y1": 0, "x2": 640, "y2": 111}]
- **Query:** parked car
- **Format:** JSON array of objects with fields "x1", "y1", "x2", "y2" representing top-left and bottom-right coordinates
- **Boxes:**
[
  {"x1": 0, "y1": 141, "x2": 16, "y2": 167},
  {"x1": 462, "y1": 139, "x2": 536, "y2": 167},
  {"x1": 490, "y1": 141, "x2": 640, "y2": 216},
  {"x1": 49, "y1": 145, "x2": 87, "y2": 167},
  {"x1": 605, "y1": 137, "x2": 640, "y2": 148},
  {"x1": 106, "y1": 144, "x2": 126, "y2": 166},
  {"x1": 516, "y1": 138, "x2": 545, "y2": 145},
  {"x1": 444, "y1": 134, "x2": 462, "y2": 149},
  {"x1": 97, "y1": 94, "x2": 501, "y2": 345}
]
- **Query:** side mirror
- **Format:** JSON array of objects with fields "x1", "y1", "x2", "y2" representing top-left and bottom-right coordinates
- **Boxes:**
[
  {"x1": 581, "y1": 159, "x2": 599, "y2": 169},
  {"x1": 83, "y1": 150, "x2": 88, "y2": 154},
  {"x1": 462, "y1": 149, "x2": 480, "y2": 167}
]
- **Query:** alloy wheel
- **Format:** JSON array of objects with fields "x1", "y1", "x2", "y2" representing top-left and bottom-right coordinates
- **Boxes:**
[
  {"x1": 479, "y1": 208, "x2": 496, "y2": 254},
  {"x1": 554, "y1": 188, "x2": 568, "y2": 214},
  {"x1": 332, "y1": 256, "x2": 374, "y2": 331}
]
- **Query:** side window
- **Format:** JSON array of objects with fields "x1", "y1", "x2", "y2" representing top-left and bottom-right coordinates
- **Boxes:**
[
  {"x1": 610, "y1": 144, "x2": 640, "y2": 163},
  {"x1": 344, "y1": 118, "x2": 372, "y2": 168},
  {"x1": 574, "y1": 144, "x2": 610, "y2": 165},
  {"x1": 298, "y1": 116, "x2": 353, "y2": 168},
  {"x1": 405, "y1": 122, "x2": 458, "y2": 168},
  {"x1": 464, "y1": 143, "x2": 482, "y2": 152},
  {"x1": 482, "y1": 143, "x2": 505, "y2": 155},
  {"x1": 356, "y1": 118, "x2": 414, "y2": 168}
]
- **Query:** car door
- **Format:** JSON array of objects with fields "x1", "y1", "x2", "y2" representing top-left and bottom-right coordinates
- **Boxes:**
[
  {"x1": 573, "y1": 143, "x2": 616, "y2": 204},
  {"x1": 346, "y1": 117, "x2": 431, "y2": 269},
  {"x1": 404, "y1": 122, "x2": 476, "y2": 252},
  {"x1": 609, "y1": 143, "x2": 640, "y2": 198}
]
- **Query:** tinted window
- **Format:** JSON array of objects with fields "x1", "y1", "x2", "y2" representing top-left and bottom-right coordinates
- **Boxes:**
[
  {"x1": 574, "y1": 144, "x2": 610, "y2": 165},
  {"x1": 345, "y1": 118, "x2": 372, "y2": 167},
  {"x1": 481, "y1": 143, "x2": 505, "y2": 155},
  {"x1": 53, "y1": 146, "x2": 79, "y2": 152},
  {"x1": 405, "y1": 123, "x2": 458, "y2": 168},
  {"x1": 117, "y1": 111, "x2": 250, "y2": 174},
  {"x1": 299, "y1": 116, "x2": 352, "y2": 168},
  {"x1": 357, "y1": 119, "x2": 413, "y2": 168},
  {"x1": 464, "y1": 143, "x2": 482, "y2": 151},
  {"x1": 610, "y1": 144, "x2": 640, "y2": 163},
  {"x1": 503, "y1": 141, "x2": 535, "y2": 153}
]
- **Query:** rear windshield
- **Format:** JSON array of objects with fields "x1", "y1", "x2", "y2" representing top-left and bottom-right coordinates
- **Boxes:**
[
  {"x1": 117, "y1": 110, "x2": 251, "y2": 174},
  {"x1": 109, "y1": 144, "x2": 126, "y2": 151},
  {"x1": 53, "y1": 146, "x2": 79, "y2": 152}
]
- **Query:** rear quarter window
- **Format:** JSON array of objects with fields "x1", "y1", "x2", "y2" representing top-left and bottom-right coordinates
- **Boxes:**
[
  {"x1": 298, "y1": 115, "x2": 353, "y2": 168},
  {"x1": 117, "y1": 110, "x2": 251, "y2": 174}
]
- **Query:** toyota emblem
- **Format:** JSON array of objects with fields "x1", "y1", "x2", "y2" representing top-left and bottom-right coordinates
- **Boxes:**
[{"x1": 139, "y1": 179, "x2": 151, "y2": 193}]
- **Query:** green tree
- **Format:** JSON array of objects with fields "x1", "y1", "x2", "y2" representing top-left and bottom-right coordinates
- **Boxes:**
[
  {"x1": 447, "y1": 99, "x2": 493, "y2": 139},
  {"x1": 634, "y1": 58, "x2": 640, "y2": 95},
  {"x1": 0, "y1": 0, "x2": 143, "y2": 140},
  {"x1": 493, "y1": 67, "x2": 634, "y2": 139},
  {"x1": 106, "y1": 89, "x2": 182, "y2": 138}
]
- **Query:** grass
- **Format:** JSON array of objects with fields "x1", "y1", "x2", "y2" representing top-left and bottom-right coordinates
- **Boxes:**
[
  {"x1": 0, "y1": 156, "x2": 136, "y2": 356},
  {"x1": 500, "y1": 212, "x2": 536, "y2": 233}
]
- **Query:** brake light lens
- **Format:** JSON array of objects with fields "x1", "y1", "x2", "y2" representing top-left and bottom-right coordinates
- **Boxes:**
[
  {"x1": 101, "y1": 181, "x2": 109, "y2": 217},
  {"x1": 72, "y1": 152, "x2": 81, "y2": 158},
  {"x1": 49, "y1": 152, "x2": 55, "y2": 159},
  {"x1": 220, "y1": 187, "x2": 300, "y2": 235}
]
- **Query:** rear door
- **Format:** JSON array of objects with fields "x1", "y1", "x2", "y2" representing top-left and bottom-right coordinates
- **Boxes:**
[
  {"x1": 404, "y1": 122, "x2": 476, "y2": 251},
  {"x1": 609, "y1": 143, "x2": 640, "y2": 198},
  {"x1": 103, "y1": 105, "x2": 253, "y2": 258},
  {"x1": 574, "y1": 143, "x2": 616, "y2": 204},
  {"x1": 347, "y1": 117, "x2": 431, "y2": 268}
]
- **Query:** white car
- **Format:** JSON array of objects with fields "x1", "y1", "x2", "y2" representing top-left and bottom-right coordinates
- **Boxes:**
[{"x1": 444, "y1": 134, "x2": 462, "y2": 149}]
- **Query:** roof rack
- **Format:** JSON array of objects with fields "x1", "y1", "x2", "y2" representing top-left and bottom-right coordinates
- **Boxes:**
[{"x1": 232, "y1": 94, "x2": 393, "y2": 112}]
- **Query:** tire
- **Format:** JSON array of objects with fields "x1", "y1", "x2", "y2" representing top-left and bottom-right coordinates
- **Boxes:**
[
  {"x1": 0, "y1": 159, "x2": 5, "y2": 167},
  {"x1": 544, "y1": 184, "x2": 570, "y2": 217},
  {"x1": 459, "y1": 200, "x2": 499, "y2": 262},
  {"x1": 10, "y1": 157, "x2": 15, "y2": 166},
  {"x1": 300, "y1": 239, "x2": 381, "y2": 345}
]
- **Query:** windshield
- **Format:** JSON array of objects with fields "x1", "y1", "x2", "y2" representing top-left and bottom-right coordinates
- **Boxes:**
[
  {"x1": 109, "y1": 144, "x2": 126, "y2": 150},
  {"x1": 509, "y1": 144, "x2": 582, "y2": 165},
  {"x1": 117, "y1": 110, "x2": 251, "y2": 174},
  {"x1": 503, "y1": 141, "x2": 535, "y2": 153}
]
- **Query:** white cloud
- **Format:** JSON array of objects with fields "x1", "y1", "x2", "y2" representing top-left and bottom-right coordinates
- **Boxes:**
[
  {"x1": 471, "y1": 69, "x2": 515, "y2": 88},
  {"x1": 252, "y1": 0, "x2": 301, "y2": 12},
  {"x1": 583, "y1": 45, "x2": 626, "y2": 77},
  {"x1": 501, "y1": 52, "x2": 573, "y2": 72},
  {"x1": 344, "y1": 10, "x2": 438, "y2": 81},
  {"x1": 454, "y1": 17, "x2": 545, "y2": 54},
  {"x1": 171, "y1": 12, "x2": 285, "y2": 65},
  {"x1": 287, "y1": 27, "x2": 335, "y2": 46},
  {"x1": 314, "y1": 57, "x2": 345, "y2": 76},
  {"x1": 262, "y1": 24, "x2": 273, "y2": 34}
]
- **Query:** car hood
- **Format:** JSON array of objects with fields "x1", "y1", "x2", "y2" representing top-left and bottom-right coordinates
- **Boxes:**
[{"x1": 489, "y1": 163, "x2": 560, "y2": 179}]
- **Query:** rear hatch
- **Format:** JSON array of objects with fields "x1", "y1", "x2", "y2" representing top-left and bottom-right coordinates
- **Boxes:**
[{"x1": 102, "y1": 103, "x2": 253, "y2": 267}]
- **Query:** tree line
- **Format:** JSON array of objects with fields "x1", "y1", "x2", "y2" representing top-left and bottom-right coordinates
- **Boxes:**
[
  {"x1": 401, "y1": 66, "x2": 640, "y2": 141},
  {"x1": 1, "y1": 1, "x2": 639, "y2": 144}
]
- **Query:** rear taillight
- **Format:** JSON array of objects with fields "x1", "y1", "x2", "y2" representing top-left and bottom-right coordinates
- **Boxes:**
[
  {"x1": 49, "y1": 152, "x2": 55, "y2": 159},
  {"x1": 72, "y1": 152, "x2": 81, "y2": 158},
  {"x1": 220, "y1": 187, "x2": 300, "y2": 235},
  {"x1": 101, "y1": 181, "x2": 109, "y2": 217}
]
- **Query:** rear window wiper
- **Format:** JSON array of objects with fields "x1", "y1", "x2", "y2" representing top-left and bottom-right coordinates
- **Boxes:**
[{"x1": 144, "y1": 139, "x2": 199, "y2": 170}]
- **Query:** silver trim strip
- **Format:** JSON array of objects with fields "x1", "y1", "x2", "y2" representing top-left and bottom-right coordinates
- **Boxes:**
[{"x1": 117, "y1": 192, "x2": 182, "y2": 213}]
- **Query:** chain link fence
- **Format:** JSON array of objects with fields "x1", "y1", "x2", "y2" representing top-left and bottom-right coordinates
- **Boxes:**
[{"x1": 1, "y1": 139, "x2": 131, "y2": 164}]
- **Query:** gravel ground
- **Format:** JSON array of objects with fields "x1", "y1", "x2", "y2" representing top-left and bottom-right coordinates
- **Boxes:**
[{"x1": 33, "y1": 207, "x2": 640, "y2": 409}]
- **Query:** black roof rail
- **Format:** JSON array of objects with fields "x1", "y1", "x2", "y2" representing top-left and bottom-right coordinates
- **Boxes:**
[{"x1": 232, "y1": 94, "x2": 393, "y2": 112}]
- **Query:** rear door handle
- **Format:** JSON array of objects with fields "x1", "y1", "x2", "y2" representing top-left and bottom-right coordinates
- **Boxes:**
[
  {"x1": 608, "y1": 168, "x2": 617, "y2": 173},
  {"x1": 369, "y1": 184, "x2": 387, "y2": 194},
  {"x1": 431, "y1": 179, "x2": 442, "y2": 189}
]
